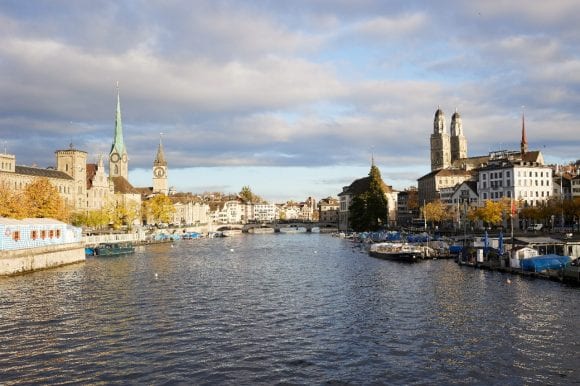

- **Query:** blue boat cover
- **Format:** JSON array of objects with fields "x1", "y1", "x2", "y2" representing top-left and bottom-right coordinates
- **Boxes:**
[{"x1": 521, "y1": 254, "x2": 571, "y2": 272}]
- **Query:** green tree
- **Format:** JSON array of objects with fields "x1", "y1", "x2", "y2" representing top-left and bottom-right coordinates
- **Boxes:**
[
  {"x1": 239, "y1": 186, "x2": 263, "y2": 203},
  {"x1": 348, "y1": 164, "x2": 389, "y2": 231}
]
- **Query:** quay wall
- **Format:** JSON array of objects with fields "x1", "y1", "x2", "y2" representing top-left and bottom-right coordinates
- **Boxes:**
[{"x1": 0, "y1": 242, "x2": 85, "y2": 276}]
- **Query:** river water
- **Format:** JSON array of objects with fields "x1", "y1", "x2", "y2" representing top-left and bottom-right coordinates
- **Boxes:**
[{"x1": 1, "y1": 234, "x2": 578, "y2": 385}]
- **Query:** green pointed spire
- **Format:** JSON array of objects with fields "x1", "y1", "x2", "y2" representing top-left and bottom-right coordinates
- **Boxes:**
[{"x1": 110, "y1": 82, "x2": 125, "y2": 155}]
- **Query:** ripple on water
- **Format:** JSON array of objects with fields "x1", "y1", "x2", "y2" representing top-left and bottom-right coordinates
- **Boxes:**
[{"x1": 0, "y1": 235, "x2": 579, "y2": 385}]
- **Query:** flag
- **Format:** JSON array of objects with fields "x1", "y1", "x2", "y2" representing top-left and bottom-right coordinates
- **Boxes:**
[
  {"x1": 511, "y1": 198, "x2": 516, "y2": 216},
  {"x1": 498, "y1": 231, "x2": 504, "y2": 256}
]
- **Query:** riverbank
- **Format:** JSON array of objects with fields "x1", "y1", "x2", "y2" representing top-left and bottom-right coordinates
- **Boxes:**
[
  {"x1": 0, "y1": 242, "x2": 85, "y2": 276},
  {"x1": 457, "y1": 258, "x2": 580, "y2": 286}
]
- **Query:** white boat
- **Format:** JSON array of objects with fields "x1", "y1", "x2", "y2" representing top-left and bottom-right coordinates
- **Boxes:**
[
  {"x1": 221, "y1": 229, "x2": 243, "y2": 237},
  {"x1": 249, "y1": 227, "x2": 275, "y2": 234},
  {"x1": 310, "y1": 227, "x2": 320, "y2": 233},
  {"x1": 279, "y1": 226, "x2": 307, "y2": 234}
]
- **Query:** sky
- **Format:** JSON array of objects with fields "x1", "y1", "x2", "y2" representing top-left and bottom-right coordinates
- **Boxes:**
[{"x1": 1, "y1": 1, "x2": 579, "y2": 202}]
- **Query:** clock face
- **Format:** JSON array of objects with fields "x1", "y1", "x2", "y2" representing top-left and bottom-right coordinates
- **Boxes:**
[
  {"x1": 122, "y1": 154, "x2": 128, "y2": 163},
  {"x1": 110, "y1": 153, "x2": 120, "y2": 162},
  {"x1": 154, "y1": 167, "x2": 165, "y2": 178}
]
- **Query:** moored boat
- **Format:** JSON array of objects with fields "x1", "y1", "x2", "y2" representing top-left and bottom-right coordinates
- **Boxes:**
[
  {"x1": 88, "y1": 242, "x2": 135, "y2": 257},
  {"x1": 249, "y1": 227, "x2": 275, "y2": 234},
  {"x1": 369, "y1": 242, "x2": 424, "y2": 263},
  {"x1": 279, "y1": 226, "x2": 307, "y2": 234},
  {"x1": 221, "y1": 229, "x2": 243, "y2": 237}
]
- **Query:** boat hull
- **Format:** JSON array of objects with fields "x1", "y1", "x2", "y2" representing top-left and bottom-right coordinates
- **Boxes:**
[
  {"x1": 369, "y1": 250, "x2": 423, "y2": 263},
  {"x1": 90, "y1": 243, "x2": 135, "y2": 257}
]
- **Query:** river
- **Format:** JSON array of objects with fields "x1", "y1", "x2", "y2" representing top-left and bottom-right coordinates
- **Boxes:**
[{"x1": 1, "y1": 234, "x2": 578, "y2": 385}]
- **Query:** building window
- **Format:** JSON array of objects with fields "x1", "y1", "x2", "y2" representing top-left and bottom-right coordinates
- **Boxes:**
[
  {"x1": 41, "y1": 230, "x2": 47, "y2": 239},
  {"x1": 12, "y1": 231, "x2": 20, "y2": 242},
  {"x1": 49, "y1": 230, "x2": 54, "y2": 239},
  {"x1": 31, "y1": 230, "x2": 38, "y2": 240},
  {"x1": 56, "y1": 229, "x2": 61, "y2": 238}
]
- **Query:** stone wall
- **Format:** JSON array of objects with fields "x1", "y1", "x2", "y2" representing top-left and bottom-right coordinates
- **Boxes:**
[{"x1": 0, "y1": 242, "x2": 85, "y2": 276}]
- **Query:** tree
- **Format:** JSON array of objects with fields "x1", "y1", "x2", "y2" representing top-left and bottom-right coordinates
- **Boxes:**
[
  {"x1": 0, "y1": 183, "x2": 27, "y2": 219},
  {"x1": 348, "y1": 164, "x2": 389, "y2": 231},
  {"x1": 143, "y1": 194, "x2": 175, "y2": 225},
  {"x1": 472, "y1": 200, "x2": 504, "y2": 227},
  {"x1": 23, "y1": 178, "x2": 69, "y2": 221},
  {"x1": 423, "y1": 200, "x2": 449, "y2": 227},
  {"x1": 239, "y1": 186, "x2": 263, "y2": 203}
]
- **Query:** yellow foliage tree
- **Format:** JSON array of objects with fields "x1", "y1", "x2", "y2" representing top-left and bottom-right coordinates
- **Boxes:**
[
  {"x1": 23, "y1": 178, "x2": 69, "y2": 221},
  {"x1": 143, "y1": 194, "x2": 175, "y2": 225},
  {"x1": 423, "y1": 200, "x2": 450, "y2": 227},
  {"x1": 0, "y1": 182, "x2": 27, "y2": 218},
  {"x1": 106, "y1": 198, "x2": 141, "y2": 230},
  {"x1": 472, "y1": 200, "x2": 504, "y2": 227}
]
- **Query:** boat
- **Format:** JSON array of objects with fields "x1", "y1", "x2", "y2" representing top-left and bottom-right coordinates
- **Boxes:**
[
  {"x1": 279, "y1": 226, "x2": 307, "y2": 234},
  {"x1": 221, "y1": 229, "x2": 243, "y2": 237},
  {"x1": 368, "y1": 242, "x2": 424, "y2": 263},
  {"x1": 182, "y1": 232, "x2": 202, "y2": 240},
  {"x1": 87, "y1": 242, "x2": 135, "y2": 257},
  {"x1": 248, "y1": 227, "x2": 275, "y2": 234},
  {"x1": 310, "y1": 227, "x2": 320, "y2": 233}
]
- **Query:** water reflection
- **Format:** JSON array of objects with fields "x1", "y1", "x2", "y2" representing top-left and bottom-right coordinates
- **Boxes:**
[{"x1": 0, "y1": 234, "x2": 578, "y2": 384}]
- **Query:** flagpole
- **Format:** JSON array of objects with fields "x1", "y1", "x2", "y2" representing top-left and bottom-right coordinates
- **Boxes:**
[{"x1": 510, "y1": 197, "x2": 515, "y2": 260}]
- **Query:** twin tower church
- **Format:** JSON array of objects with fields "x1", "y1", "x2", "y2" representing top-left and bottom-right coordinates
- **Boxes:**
[{"x1": 430, "y1": 107, "x2": 467, "y2": 171}]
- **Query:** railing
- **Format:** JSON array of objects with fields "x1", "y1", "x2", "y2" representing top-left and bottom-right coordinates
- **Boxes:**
[{"x1": 83, "y1": 232, "x2": 146, "y2": 246}]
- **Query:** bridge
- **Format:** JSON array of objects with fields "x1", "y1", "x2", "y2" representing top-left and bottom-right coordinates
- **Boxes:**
[{"x1": 211, "y1": 222, "x2": 337, "y2": 233}]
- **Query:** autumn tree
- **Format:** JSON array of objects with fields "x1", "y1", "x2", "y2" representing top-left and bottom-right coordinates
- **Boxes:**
[
  {"x1": 0, "y1": 183, "x2": 27, "y2": 219},
  {"x1": 472, "y1": 200, "x2": 504, "y2": 227},
  {"x1": 349, "y1": 164, "x2": 389, "y2": 231},
  {"x1": 143, "y1": 194, "x2": 175, "y2": 225},
  {"x1": 423, "y1": 200, "x2": 449, "y2": 227},
  {"x1": 23, "y1": 178, "x2": 69, "y2": 221}
]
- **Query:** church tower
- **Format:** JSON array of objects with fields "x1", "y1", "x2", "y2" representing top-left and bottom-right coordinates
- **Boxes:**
[
  {"x1": 520, "y1": 111, "x2": 528, "y2": 155},
  {"x1": 55, "y1": 143, "x2": 87, "y2": 210},
  {"x1": 450, "y1": 109, "x2": 467, "y2": 163},
  {"x1": 430, "y1": 107, "x2": 451, "y2": 171},
  {"x1": 152, "y1": 137, "x2": 168, "y2": 195},
  {"x1": 109, "y1": 83, "x2": 129, "y2": 180}
]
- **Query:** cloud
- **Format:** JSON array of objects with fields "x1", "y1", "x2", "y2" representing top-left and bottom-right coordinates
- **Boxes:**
[{"x1": 351, "y1": 13, "x2": 427, "y2": 39}]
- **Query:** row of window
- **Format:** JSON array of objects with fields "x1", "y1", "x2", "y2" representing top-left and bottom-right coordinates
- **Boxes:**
[
  {"x1": 482, "y1": 171, "x2": 511, "y2": 180},
  {"x1": 9, "y1": 229, "x2": 61, "y2": 242}
]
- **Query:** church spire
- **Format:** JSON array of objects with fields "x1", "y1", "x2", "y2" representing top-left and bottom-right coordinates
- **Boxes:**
[
  {"x1": 111, "y1": 81, "x2": 125, "y2": 156},
  {"x1": 520, "y1": 108, "x2": 528, "y2": 155},
  {"x1": 154, "y1": 133, "x2": 167, "y2": 166}
]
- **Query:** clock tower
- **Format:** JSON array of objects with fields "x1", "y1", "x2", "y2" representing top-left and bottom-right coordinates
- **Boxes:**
[
  {"x1": 109, "y1": 83, "x2": 129, "y2": 180},
  {"x1": 152, "y1": 137, "x2": 168, "y2": 195}
]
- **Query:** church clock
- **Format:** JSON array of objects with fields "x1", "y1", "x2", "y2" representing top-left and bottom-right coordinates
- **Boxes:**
[
  {"x1": 110, "y1": 153, "x2": 120, "y2": 162},
  {"x1": 154, "y1": 167, "x2": 165, "y2": 178}
]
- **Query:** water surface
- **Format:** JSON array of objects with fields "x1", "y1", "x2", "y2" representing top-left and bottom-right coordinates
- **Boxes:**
[{"x1": 1, "y1": 234, "x2": 578, "y2": 384}]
